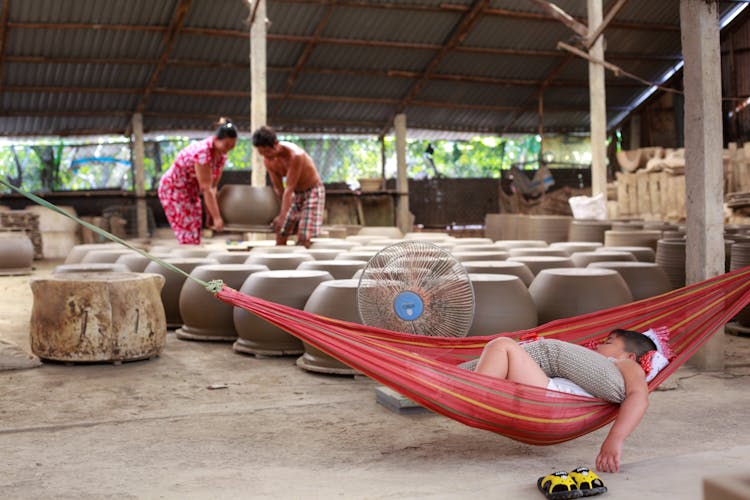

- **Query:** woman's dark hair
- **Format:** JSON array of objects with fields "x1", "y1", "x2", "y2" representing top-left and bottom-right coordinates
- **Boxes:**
[
  {"x1": 215, "y1": 117, "x2": 238, "y2": 139},
  {"x1": 252, "y1": 126, "x2": 278, "y2": 147},
  {"x1": 610, "y1": 329, "x2": 657, "y2": 361}
]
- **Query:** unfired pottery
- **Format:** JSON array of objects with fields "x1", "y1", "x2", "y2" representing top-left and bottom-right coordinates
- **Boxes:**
[
  {"x1": 570, "y1": 251, "x2": 637, "y2": 268},
  {"x1": 115, "y1": 253, "x2": 153, "y2": 272},
  {"x1": 54, "y1": 263, "x2": 130, "y2": 273},
  {"x1": 596, "y1": 246, "x2": 655, "y2": 262},
  {"x1": 508, "y1": 247, "x2": 569, "y2": 258},
  {"x1": 404, "y1": 232, "x2": 451, "y2": 241},
  {"x1": 65, "y1": 243, "x2": 123, "y2": 264},
  {"x1": 451, "y1": 244, "x2": 498, "y2": 253},
  {"x1": 604, "y1": 230, "x2": 662, "y2": 250},
  {"x1": 30, "y1": 272, "x2": 166, "y2": 362},
  {"x1": 460, "y1": 260, "x2": 535, "y2": 286},
  {"x1": 311, "y1": 240, "x2": 357, "y2": 251},
  {"x1": 0, "y1": 232, "x2": 34, "y2": 275},
  {"x1": 80, "y1": 249, "x2": 137, "y2": 264},
  {"x1": 522, "y1": 215, "x2": 572, "y2": 243},
  {"x1": 467, "y1": 274, "x2": 537, "y2": 335},
  {"x1": 305, "y1": 249, "x2": 342, "y2": 261},
  {"x1": 588, "y1": 262, "x2": 672, "y2": 301},
  {"x1": 452, "y1": 250, "x2": 510, "y2": 262},
  {"x1": 298, "y1": 279, "x2": 363, "y2": 375},
  {"x1": 245, "y1": 252, "x2": 314, "y2": 271},
  {"x1": 335, "y1": 251, "x2": 379, "y2": 262},
  {"x1": 567, "y1": 220, "x2": 612, "y2": 243},
  {"x1": 217, "y1": 184, "x2": 280, "y2": 230},
  {"x1": 493, "y1": 240, "x2": 548, "y2": 250},
  {"x1": 233, "y1": 270, "x2": 333, "y2": 356},
  {"x1": 297, "y1": 259, "x2": 367, "y2": 280},
  {"x1": 529, "y1": 268, "x2": 633, "y2": 324},
  {"x1": 357, "y1": 226, "x2": 404, "y2": 239},
  {"x1": 507, "y1": 256, "x2": 575, "y2": 276},
  {"x1": 171, "y1": 247, "x2": 213, "y2": 259},
  {"x1": 143, "y1": 257, "x2": 219, "y2": 327},
  {"x1": 207, "y1": 251, "x2": 255, "y2": 264},
  {"x1": 177, "y1": 264, "x2": 269, "y2": 341},
  {"x1": 549, "y1": 242, "x2": 603, "y2": 255}
]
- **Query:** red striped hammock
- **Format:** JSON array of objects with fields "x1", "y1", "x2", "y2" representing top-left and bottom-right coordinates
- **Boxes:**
[{"x1": 215, "y1": 266, "x2": 750, "y2": 445}]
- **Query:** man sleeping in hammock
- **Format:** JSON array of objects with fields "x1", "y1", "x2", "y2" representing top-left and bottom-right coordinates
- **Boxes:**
[{"x1": 470, "y1": 328, "x2": 672, "y2": 474}]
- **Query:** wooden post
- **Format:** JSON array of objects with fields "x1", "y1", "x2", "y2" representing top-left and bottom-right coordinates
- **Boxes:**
[
  {"x1": 131, "y1": 113, "x2": 148, "y2": 239},
  {"x1": 250, "y1": 0, "x2": 267, "y2": 187},
  {"x1": 394, "y1": 114, "x2": 410, "y2": 233},
  {"x1": 629, "y1": 114, "x2": 641, "y2": 149},
  {"x1": 588, "y1": 0, "x2": 608, "y2": 200},
  {"x1": 379, "y1": 134, "x2": 387, "y2": 190},
  {"x1": 681, "y1": 0, "x2": 725, "y2": 370}
]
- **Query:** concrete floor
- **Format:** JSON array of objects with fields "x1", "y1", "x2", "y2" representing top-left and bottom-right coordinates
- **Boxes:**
[{"x1": 1, "y1": 260, "x2": 749, "y2": 499}]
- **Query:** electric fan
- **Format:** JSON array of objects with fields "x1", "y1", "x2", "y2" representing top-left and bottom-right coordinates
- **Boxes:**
[{"x1": 357, "y1": 241, "x2": 475, "y2": 337}]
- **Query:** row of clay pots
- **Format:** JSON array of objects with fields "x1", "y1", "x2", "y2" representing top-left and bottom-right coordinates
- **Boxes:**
[{"x1": 0, "y1": 232, "x2": 35, "y2": 276}]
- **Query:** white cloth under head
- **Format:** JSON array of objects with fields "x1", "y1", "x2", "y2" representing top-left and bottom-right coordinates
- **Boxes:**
[{"x1": 546, "y1": 377, "x2": 594, "y2": 398}]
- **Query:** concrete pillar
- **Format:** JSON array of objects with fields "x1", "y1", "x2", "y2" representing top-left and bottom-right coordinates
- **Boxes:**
[
  {"x1": 629, "y1": 114, "x2": 641, "y2": 150},
  {"x1": 680, "y1": 0, "x2": 725, "y2": 370},
  {"x1": 250, "y1": 0, "x2": 267, "y2": 187},
  {"x1": 588, "y1": 0, "x2": 608, "y2": 199},
  {"x1": 131, "y1": 113, "x2": 148, "y2": 239},
  {"x1": 394, "y1": 114, "x2": 410, "y2": 233}
]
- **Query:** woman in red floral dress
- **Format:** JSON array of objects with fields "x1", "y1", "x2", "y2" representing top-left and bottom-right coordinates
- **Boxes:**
[{"x1": 158, "y1": 119, "x2": 238, "y2": 244}]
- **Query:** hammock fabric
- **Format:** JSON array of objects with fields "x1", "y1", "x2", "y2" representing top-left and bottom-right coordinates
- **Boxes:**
[{"x1": 216, "y1": 265, "x2": 750, "y2": 445}]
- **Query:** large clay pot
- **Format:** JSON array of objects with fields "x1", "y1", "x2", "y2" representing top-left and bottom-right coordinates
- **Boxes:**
[
  {"x1": 549, "y1": 242, "x2": 603, "y2": 255},
  {"x1": 80, "y1": 249, "x2": 137, "y2": 264},
  {"x1": 655, "y1": 238, "x2": 686, "y2": 289},
  {"x1": 297, "y1": 259, "x2": 367, "y2": 280},
  {"x1": 404, "y1": 232, "x2": 452, "y2": 241},
  {"x1": 508, "y1": 247, "x2": 569, "y2": 258},
  {"x1": 588, "y1": 262, "x2": 672, "y2": 301},
  {"x1": 597, "y1": 246, "x2": 655, "y2": 262},
  {"x1": 484, "y1": 213, "x2": 503, "y2": 241},
  {"x1": 299, "y1": 279, "x2": 363, "y2": 375},
  {"x1": 570, "y1": 251, "x2": 636, "y2": 268},
  {"x1": 494, "y1": 240, "x2": 548, "y2": 250},
  {"x1": 177, "y1": 264, "x2": 269, "y2": 341},
  {"x1": 305, "y1": 249, "x2": 342, "y2": 261},
  {"x1": 507, "y1": 256, "x2": 575, "y2": 276},
  {"x1": 0, "y1": 232, "x2": 34, "y2": 275},
  {"x1": 171, "y1": 247, "x2": 213, "y2": 259},
  {"x1": 30, "y1": 272, "x2": 166, "y2": 362},
  {"x1": 460, "y1": 260, "x2": 535, "y2": 286},
  {"x1": 523, "y1": 215, "x2": 572, "y2": 243},
  {"x1": 454, "y1": 238, "x2": 493, "y2": 245},
  {"x1": 452, "y1": 250, "x2": 510, "y2": 262},
  {"x1": 335, "y1": 251, "x2": 379, "y2": 262},
  {"x1": 217, "y1": 184, "x2": 280, "y2": 230},
  {"x1": 729, "y1": 242, "x2": 750, "y2": 326},
  {"x1": 54, "y1": 263, "x2": 130, "y2": 274},
  {"x1": 233, "y1": 270, "x2": 333, "y2": 356},
  {"x1": 249, "y1": 245, "x2": 307, "y2": 255},
  {"x1": 311, "y1": 239, "x2": 357, "y2": 251},
  {"x1": 452, "y1": 244, "x2": 498, "y2": 253},
  {"x1": 143, "y1": 257, "x2": 219, "y2": 327},
  {"x1": 245, "y1": 252, "x2": 314, "y2": 270},
  {"x1": 529, "y1": 268, "x2": 633, "y2": 324},
  {"x1": 65, "y1": 243, "x2": 124, "y2": 264},
  {"x1": 116, "y1": 253, "x2": 153, "y2": 272},
  {"x1": 568, "y1": 220, "x2": 612, "y2": 243},
  {"x1": 207, "y1": 251, "x2": 255, "y2": 264},
  {"x1": 346, "y1": 235, "x2": 379, "y2": 245},
  {"x1": 604, "y1": 230, "x2": 662, "y2": 250},
  {"x1": 358, "y1": 226, "x2": 404, "y2": 239},
  {"x1": 467, "y1": 274, "x2": 537, "y2": 335}
]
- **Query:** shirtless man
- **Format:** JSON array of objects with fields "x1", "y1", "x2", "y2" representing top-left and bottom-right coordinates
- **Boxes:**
[{"x1": 251, "y1": 126, "x2": 325, "y2": 248}]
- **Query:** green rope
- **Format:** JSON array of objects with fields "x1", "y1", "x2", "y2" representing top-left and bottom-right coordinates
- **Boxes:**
[{"x1": 0, "y1": 177, "x2": 224, "y2": 293}]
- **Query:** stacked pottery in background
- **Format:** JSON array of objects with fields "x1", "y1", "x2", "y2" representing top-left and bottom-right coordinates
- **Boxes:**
[
  {"x1": 596, "y1": 246, "x2": 655, "y2": 262},
  {"x1": 655, "y1": 239, "x2": 686, "y2": 289},
  {"x1": 567, "y1": 220, "x2": 612, "y2": 243},
  {"x1": 604, "y1": 229, "x2": 662, "y2": 250},
  {"x1": 24, "y1": 205, "x2": 79, "y2": 259},
  {"x1": 729, "y1": 242, "x2": 750, "y2": 329},
  {"x1": 520, "y1": 215, "x2": 572, "y2": 243}
]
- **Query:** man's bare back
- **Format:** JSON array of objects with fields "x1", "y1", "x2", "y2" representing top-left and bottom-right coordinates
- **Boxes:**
[{"x1": 263, "y1": 142, "x2": 321, "y2": 193}]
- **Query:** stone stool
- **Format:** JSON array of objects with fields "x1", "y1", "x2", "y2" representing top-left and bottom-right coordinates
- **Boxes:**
[
  {"x1": 570, "y1": 251, "x2": 637, "y2": 268},
  {"x1": 177, "y1": 264, "x2": 269, "y2": 341},
  {"x1": 30, "y1": 272, "x2": 166, "y2": 363},
  {"x1": 246, "y1": 252, "x2": 314, "y2": 271},
  {"x1": 588, "y1": 262, "x2": 672, "y2": 301},
  {"x1": 507, "y1": 256, "x2": 575, "y2": 276},
  {"x1": 0, "y1": 232, "x2": 34, "y2": 276},
  {"x1": 460, "y1": 260, "x2": 535, "y2": 286},
  {"x1": 297, "y1": 259, "x2": 367, "y2": 280},
  {"x1": 596, "y1": 246, "x2": 655, "y2": 262},
  {"x1": 54, "y1": 263, "x2": 130, "y2": 273},
  {"x1": 143, "y1": 257, "x2": 219, "y2": 328},
  {"x1": 468, "y1": 274, "x2": 537, "y2": 336},
  {"x1": 298, "y1": 279, "x2": 363, "y2": 375},
  {"x1": 529, "y1": 268, "x2": 633, "y2": 324},
  {"x1": 233, "y1": 270, "x2": 333, "y2": 356}
]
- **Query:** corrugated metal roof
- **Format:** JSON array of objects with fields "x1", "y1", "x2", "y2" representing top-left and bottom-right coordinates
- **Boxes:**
[{"x1": 0, "y1": 0, "x2": 744, "y2": 136}]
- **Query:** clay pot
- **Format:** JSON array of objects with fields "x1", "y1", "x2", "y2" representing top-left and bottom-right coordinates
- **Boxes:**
[
  {"x1": 217, "y1": 184, "x2": 280, "y2": 230},
  {"x1": 612, "y1": 221, "x2": 644, "y2": 231},
  {"x1": 171, "y1": 247, "x2": 213, "y2": 259},
  {"x1": 54, "y1": 263, "x2": 130, "y2": 274},
  {"x1": 335, "y1": 251, "x2": 379, "y2": 262},
  {"x1": 311, "y1": 239, "x2": 357, "y2": 251},
  {"x1": 321, "y1": 226, "x2": 348, "y2": 239},
  {"x1": 115, "y1": 253, "x2": 153, "y2": 272},
  {"x1": 65, "y1": 243, "x2": 124, "y2": 264},
  {"x1": 299, "y1": 279, "x2": 363, "y2": 375},
  {"x1": 80, "y1": 249, "x2": 137, "y2": 264},
  {"x1": 143, "y1": 257, "x2": 219, "y2": 327},
  {"x1": 729, "y1": 243, "x2": 750, "y2": 326},
  {"x1": 549, "y1": 242, "x2": 603, "y2": 255},
  {"x1": 454, "y1": 238, "x2": 493, "y2": 245},
  {"x1": 507, "y1": 256, "x2": 575, "y2": 276},
  {"x1": 522, "y1": 215, "x2": 572, "y2": 243},
  {"x1": 404, "y1": 232, "x2": 452, "y2": 241},
  {"x1": 0, "y1": 232, "x2": 34, "y2": 275},
  {"x1": 345, "y1": 235, "x2": 379, "y2": 245},
  {"x1": 249, "y1": 245, "x2": 308, "y2": 255},
  {"x1": 452, "y1": 250, "x2": 510, "y2": 262},
  {"x1": 467, "y1": 274, "x2": 537, "y2": 335},
  {"x1": 570, "y1": 251, "x2": 636, "y2": 268},
  {"x1": 305, "y1": 249, "x2": 342, "y2": 261},
  {"x1": 484, "y1": 213, "x2": 503, "y2": 241},
  {"x1": 494, "y1": 240, "x2": 548, "y2": 250},
  {"x1": 452, "y1": 244, "x2": 498, "y2": 253},
  {"x1": 655, "y1": 238, "x2": 687, "y2": 289},
  {"x1": 357, "y1": 226, "x2": 404, "y2": 239},
  {"x1": 297, "y1": 259, "x2": 367, "y2": 280},
  {"x1": 207, "y1": 251, "x2": 255, "y2": 264},
  {"x1": 496, "y1": 214, "x2": 526, "y2": 240},
  {"x1": 30, "y1": 272, "x2": 166, "y2": 362},
  {"x1": 597, "y1": 246, "x2": 655, "y2": 262},
  {"x1": 568, "y1": 220, "x2": 612, "y2": 243},
  {"x1": 177, "y1": 264, "x2": 269, "y2": 341},
  {"x1": 460, "y1": 260, "x2": 535, "y2": 286},
  {"x1": 245, "y1": 252, "x2": 314, "y2": 271},
  {"x1": 529, "y1": 268, "x2": 633, "y2": 324},
  {"x1": 233, "y1": 270, "x2": 333, "y2": 356},
  {"x1": 508, "y1": 247, "x2": 569, "y2": 258},
  {"x1": 604, "y1": 230, "x2": 662, "y2": 250},
  {"x1": 588, "y1": 262, "x2": 672, "y2": 301}
]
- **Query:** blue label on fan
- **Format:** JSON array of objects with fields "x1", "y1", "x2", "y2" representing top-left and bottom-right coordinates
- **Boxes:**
[{"x1": 394, "y1": 291, "x2": 424, "y2": 321}]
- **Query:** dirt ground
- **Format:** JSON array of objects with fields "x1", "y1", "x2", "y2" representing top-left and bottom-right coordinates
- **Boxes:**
[{"x1": 1, "y1": 260, "x2": 749, "y2": 499}]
